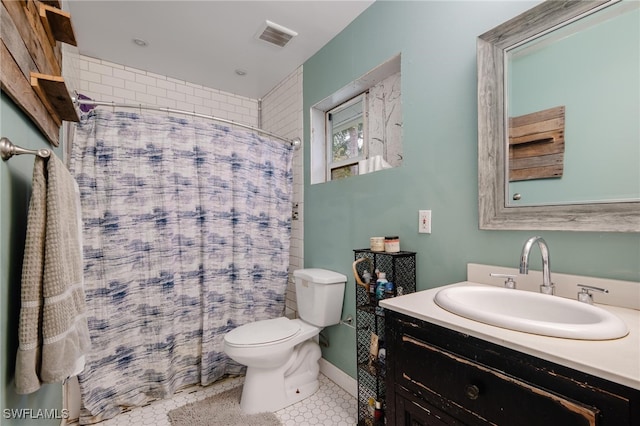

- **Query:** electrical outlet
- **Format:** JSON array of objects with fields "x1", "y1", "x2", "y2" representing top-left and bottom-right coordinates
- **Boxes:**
[{"x1": 419, "y1": 210, "x2": 431, "y2": 234}]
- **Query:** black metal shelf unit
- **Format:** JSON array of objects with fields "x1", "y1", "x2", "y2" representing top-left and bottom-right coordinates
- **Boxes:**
[{"x1": 354, "y1": 249, "x2": 416, "y2": 426}]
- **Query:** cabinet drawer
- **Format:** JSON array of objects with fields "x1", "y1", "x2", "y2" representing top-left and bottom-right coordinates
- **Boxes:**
[
  {"x1": 395, "y1": 386, "x2": 466, "y2": 426},
  {"x1": 398, "y1": 334, "x2": 598, "y2": 426}
]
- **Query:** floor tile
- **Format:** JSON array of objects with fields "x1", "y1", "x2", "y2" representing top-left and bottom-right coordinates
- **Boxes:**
[{"x1": 77, "y1": 374, "x2": 356, "y2": 426}]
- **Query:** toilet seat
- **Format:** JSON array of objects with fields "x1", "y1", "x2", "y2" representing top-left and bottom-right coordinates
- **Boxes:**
[{"x1": 225, "y1": 317, "x2": 301, "y2": 347}]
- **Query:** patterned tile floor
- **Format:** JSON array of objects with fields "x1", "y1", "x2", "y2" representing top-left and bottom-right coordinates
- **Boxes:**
[{"x1": 90, "y1": 374, "x2": 357, "y2": 426}]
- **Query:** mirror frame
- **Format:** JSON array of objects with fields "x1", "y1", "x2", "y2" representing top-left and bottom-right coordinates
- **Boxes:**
[{"x1": 477, "y1": 0, "x2": 640, "y2": 232}]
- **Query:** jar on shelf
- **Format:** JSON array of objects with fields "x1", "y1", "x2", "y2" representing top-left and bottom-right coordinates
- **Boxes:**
[
  {"x1": 370, "y1": 237, "x2": 385, "y2": 252},
  {"x1": 384, "y1": 236, "x2": 400, "y2": 253}
]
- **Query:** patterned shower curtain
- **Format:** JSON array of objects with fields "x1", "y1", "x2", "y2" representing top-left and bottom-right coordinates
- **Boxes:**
[{"x1": 70, "y1": 109, "x2": 293, "y2": 424}]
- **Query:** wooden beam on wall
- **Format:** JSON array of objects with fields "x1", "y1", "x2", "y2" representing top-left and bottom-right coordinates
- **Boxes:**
[
  {"x1": 0, "y1": 0, "x2": 80, "y2": 146},
  {"x1": 2, "y1": 0, "x2": 60, "y2": 76},
  {"x1": 1, "y1": 40, "x2": 60, "y2": 145},
  {"x1": 0, "y1": 1, "x2": 38, "y2": 78}
]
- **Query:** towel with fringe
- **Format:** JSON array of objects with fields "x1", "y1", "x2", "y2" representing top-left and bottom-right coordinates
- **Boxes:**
[{"x1": 15, "y1": 153, "x2": 91, "y2": 394}]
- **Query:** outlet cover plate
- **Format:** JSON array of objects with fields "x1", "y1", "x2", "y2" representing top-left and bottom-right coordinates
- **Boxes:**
[{"x1": 419, "y1": 210, "x2": 431, "y2": 234}]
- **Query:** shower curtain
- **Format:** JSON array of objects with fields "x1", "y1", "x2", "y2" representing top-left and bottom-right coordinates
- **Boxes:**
[{"x1": 70, "y1": 109, "x2": 293, "y2": 424}]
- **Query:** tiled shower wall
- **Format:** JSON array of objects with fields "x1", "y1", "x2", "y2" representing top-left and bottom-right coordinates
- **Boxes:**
[
  {"x1": 261, "y1": 67, "x2": 304, "y2": 319},
  {"x1": 75, "y1": 55, "x2": 259, "y2": 124},
  {"x1": 74, "y1": 55, "x2": 303, "y2": 317}
]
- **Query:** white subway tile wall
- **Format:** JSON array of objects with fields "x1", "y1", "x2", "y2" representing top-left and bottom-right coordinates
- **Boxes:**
[
  {"x1": 75, "y1": 55, "x2": 303, "y2": 318},
  {"x1": 76, "y1": 55, "x2": 259, "y2": 125},
  {"x1": 261, "y1": 66, "x2": 304, "y2": 319}
]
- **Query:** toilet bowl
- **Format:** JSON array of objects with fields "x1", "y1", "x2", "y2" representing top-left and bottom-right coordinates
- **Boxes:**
[
  {"x1": 224, "y1": 317, "x2": 322, "y2": 413},
  {"x1": 223, "y1": 268, "x2": 347, "y2": 414}
]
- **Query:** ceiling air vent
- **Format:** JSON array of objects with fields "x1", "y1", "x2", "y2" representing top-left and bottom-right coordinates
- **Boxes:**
[{"x1": 256, "y1": 20, "x2": 298, "y2": 48}]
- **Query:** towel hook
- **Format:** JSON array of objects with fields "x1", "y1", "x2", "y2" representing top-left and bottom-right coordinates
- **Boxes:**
[{"x1": 1, "y1": 137, "x2": 51, "y2": 161}]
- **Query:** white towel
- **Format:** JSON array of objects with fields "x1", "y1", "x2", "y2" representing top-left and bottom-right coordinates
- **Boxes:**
[
  {"x1": 15, "y1": 154, "x2": 91, "y2": 394},
  {"x1": 358, "y1": 155, "x2": 392, "y2": 175}
]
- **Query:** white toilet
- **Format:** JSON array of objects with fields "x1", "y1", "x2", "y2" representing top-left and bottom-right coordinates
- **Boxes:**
[{"x1": 223, "y1": 268, "x2": 347, "y2": 414}]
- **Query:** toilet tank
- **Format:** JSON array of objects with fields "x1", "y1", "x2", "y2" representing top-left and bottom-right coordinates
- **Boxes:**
[{"x1": 293, "y1": 268, "x2": 347, "y2": 327}]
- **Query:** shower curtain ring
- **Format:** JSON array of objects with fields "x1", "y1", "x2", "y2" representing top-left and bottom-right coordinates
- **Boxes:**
[{"x1": 111, "y1": 101, "x2": 115, "y2": 113}]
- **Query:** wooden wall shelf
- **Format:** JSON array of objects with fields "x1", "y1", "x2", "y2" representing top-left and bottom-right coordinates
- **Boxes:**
[
  {"x1": 39, "y1": 3, "x2": 76, "y2": 47},
  {"x1": 31, "y1": 72, "x2": 78, "y2": 123},
  {"x1": 1, "y1": 0, "x2": 80, "y2": 146},
  {"x1": 40, "y1": 1, "x2": 61, "y2": 8}
]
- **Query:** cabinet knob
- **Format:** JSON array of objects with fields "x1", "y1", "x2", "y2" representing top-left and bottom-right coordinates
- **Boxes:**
[{"x1": 465, "y1": 384, "x2": 480, "y2": 400}]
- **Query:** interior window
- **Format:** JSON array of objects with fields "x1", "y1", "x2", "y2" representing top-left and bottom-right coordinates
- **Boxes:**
[
  {"x1": 310, "y1": 54, "x2": 402, "y2": 184},
  {"x1": 327, "y1": 94, "x2": 366, "y2": 180}
]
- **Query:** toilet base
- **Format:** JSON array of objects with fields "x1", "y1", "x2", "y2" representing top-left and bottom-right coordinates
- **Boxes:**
[{"x1": 239, "y1": 340, "x2": 321, "y2": 414}]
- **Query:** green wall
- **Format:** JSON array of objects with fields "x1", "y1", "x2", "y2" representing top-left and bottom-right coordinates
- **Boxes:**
[
  {"x1": 303, "y1": 1, "x2": 640, "y2": 378},
  {"x1": 1, "y1": 95, "x2": 63, "y2": 424},
  {"x1": 509, "y1": 4, "x2": 639, "y2": 205}
]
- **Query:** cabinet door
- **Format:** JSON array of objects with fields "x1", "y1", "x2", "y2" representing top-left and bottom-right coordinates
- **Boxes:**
[{"x1": 398, "y1": 334, "x2": 599, "y2": 426}]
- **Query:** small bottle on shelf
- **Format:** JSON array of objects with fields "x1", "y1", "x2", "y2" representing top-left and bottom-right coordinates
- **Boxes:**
[
  {"x1": 385, "y1": 281, "x2": 394, "y2": 298},
  {"x1": 363, "y1": 270, "x2": 372, "y2": 285},
  {"x1": 374, "y1": 400, "x2": 384, "y2": 424},
  {"x1": 363, "y1": 270, "x2": 375, "y2": 305},
  {"x1": 367, "y1": 397, "x2": 376, "y2": 419},
  {"x1": 375, "y1": 273, "x2": 388, "y2": 300}
]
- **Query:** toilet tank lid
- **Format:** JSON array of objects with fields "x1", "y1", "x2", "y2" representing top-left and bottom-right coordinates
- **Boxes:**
[{"x1": 293, "y1": 268, "x2": 347, "y2": 284}]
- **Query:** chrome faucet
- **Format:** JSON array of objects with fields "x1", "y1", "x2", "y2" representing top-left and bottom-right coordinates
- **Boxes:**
[{"x1": 519, "y1": 236, "x2": 554, "y2": 295}]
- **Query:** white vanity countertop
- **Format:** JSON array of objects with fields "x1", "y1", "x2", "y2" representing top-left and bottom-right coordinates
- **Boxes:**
[{"x1": 380, "y1": 281, "x2": 640, "y2": 391}]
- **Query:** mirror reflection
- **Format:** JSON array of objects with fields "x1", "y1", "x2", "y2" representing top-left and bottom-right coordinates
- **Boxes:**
[{"x1": 506, "y1": 1, "x2": 639, "y2": 207}]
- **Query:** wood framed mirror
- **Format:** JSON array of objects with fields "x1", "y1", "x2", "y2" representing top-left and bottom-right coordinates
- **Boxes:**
[{"x1": 477, "y1": 0, "x2": 639, "y2": 232}]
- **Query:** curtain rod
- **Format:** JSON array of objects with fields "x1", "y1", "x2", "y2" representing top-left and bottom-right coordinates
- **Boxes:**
[{"x1": 74, "y1": 99, "x2": 301, "y2": 148}]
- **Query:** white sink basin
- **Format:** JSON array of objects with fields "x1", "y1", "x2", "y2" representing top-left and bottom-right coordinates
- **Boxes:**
[{"x1": 434, "y1": 285, "x2": 629, "y2": 340}]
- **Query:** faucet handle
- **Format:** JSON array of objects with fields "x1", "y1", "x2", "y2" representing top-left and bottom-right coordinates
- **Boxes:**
[
  {"x1": 490, "y1": 273, "x2": 517, "y2": 289},
  {"x1": 577, "y1": 284, "x2": 609, "y2": 304}
]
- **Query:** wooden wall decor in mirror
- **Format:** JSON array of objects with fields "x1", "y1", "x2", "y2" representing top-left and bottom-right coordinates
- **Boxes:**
[
  {"x1": 509, "y1": 105, "x2": 565, "y2": 182},
  {"x1": 477, "y1": 0, "x2": 639, "y2": 232}
]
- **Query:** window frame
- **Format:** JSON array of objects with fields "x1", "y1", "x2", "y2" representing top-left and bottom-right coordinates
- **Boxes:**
[
  {"x1": 325, "y1": 92, "x2": 368, "y2": 180},
  {"x1": 310, "y1": 53, "x2": 401, "y2": 185}
]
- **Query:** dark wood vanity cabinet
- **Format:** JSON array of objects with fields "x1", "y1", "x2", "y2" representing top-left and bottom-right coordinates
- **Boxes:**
[{"x1": 385, "y1": 311, "x2": 640, "y2": 426}]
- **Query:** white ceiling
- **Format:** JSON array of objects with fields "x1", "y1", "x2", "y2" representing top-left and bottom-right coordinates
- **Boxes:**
[{"x1": 67, "y1": 1, "x2": 375, "y2": 99}]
